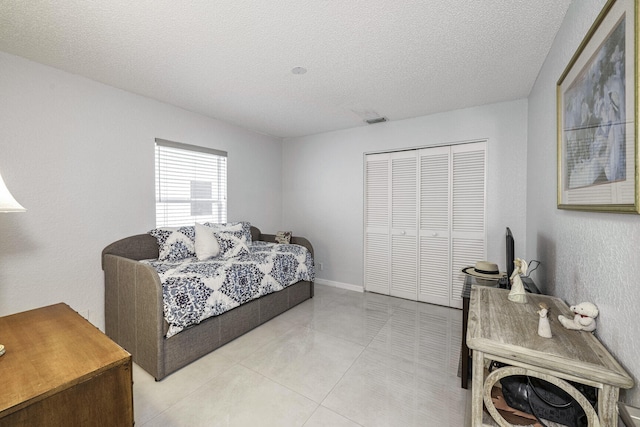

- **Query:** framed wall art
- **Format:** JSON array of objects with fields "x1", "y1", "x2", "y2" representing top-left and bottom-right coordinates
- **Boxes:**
[{"x1": 557, "y1": 0, "x2": 639, "y2": 213}]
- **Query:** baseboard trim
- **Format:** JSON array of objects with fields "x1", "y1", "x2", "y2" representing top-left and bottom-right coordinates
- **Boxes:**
[{"x1": 314, "y1": 278, "x2": 363, "y2": 293}]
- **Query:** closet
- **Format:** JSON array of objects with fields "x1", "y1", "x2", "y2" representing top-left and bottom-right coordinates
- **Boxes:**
[{"x1": 364, "y1": 141, "x2": 486, "y2": 309}]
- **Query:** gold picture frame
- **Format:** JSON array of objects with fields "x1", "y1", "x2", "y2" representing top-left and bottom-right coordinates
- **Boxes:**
[{"x1": 557, "y1": 0, "x2": 639, "y2": 213}]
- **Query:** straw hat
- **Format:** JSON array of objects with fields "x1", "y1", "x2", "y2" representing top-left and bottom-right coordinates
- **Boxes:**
[{"x1": 461, "y1": 261, "x2": 505, "y2": 280}]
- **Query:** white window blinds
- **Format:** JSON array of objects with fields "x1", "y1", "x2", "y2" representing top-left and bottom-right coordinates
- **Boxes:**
[{"x1": 155, "y1": 138, "x2": 227, "y2": 227}]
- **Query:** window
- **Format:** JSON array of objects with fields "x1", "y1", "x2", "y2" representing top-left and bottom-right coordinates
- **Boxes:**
[{"x1": 155, "y1": 138, "x2": 227, "y2": 227}]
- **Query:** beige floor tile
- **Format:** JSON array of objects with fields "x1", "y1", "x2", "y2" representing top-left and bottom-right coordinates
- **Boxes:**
[
  {"x1": 144, "y1": 364, "x2": 318, "y2": 427},
  {"x1": 133, "y1": 350, "x2": 235, "y2": 425},
  {"x1": 322, "y1": 349, "x2": 467, "y2": 427},
  {"x1": 304, "y1": 406, "x2": 363, "y2": 427},
  {"x1": 368, "y1": 303, "x2": 462, "y2": 375},
  {"x1": 214, "y1": 314, "x2": 296, "y2": 362},
  {"x1": 242, "y1": 325, "x2": 364, "y2": 402},
  {"x1": 308, "y1": 300, "x2": 392, "y2": 346}
]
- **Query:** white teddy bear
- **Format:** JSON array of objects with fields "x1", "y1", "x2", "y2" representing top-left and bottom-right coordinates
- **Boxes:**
[{"x1": 558, "y1": 302, "x2": 599, "y2": 332}]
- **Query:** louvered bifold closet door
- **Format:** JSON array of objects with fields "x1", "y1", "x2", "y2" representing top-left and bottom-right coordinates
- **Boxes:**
[
  {"x1": 450, "y1": 142, "x2": 486, "y2": 309},
  {"x1": 418, "y1": 146, "x2": 451, "y2": 306},
  {"x1": 390, "y1": 151, "x2": 418, "y2": 300},
  {"x1": 364, "y1": 153, "x2": 390, "y2": 295}
]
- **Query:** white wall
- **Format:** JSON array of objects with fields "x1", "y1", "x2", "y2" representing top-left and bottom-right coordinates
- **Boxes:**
[
  {"x1": 527, "y1": 0, "x2": 639, "y2": 405},
  {"x1": 282, "y1": 99, "x2": 529, "y2": 289},
  {"x1": 0, "y1": 52, "x2": 283, "y2": 329}
]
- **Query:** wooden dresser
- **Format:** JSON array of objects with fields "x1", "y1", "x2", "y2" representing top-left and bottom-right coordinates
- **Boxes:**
[{"x1": 0, "y1": 303, "x2": 133, "y2": 426}]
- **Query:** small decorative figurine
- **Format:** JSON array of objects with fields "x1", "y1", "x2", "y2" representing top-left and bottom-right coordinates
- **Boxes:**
[
  {"x1": 537, "y1": 303, "x2": 552, "y2": 338},
  {"x1": 508, "y1": 258, "x2": 528, "y2": 303},
  {"x1": 558, "y1": 302, "x2": 599, "y2": 332}
]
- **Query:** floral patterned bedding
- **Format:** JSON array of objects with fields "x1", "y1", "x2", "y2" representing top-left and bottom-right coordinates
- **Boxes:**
[{"x1": 141, "y1": 241, "x2": 314, "y2": 338}]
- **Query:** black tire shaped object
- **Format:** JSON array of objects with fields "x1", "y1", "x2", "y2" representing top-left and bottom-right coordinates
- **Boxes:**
[{"x1": 499, "y1": 374, "x2": 598, "y2": 427}]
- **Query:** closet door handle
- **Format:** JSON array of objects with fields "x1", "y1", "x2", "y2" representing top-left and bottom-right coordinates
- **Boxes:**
[{"x1": 432, "y1": 232, "x2": 438, "y2": 237}]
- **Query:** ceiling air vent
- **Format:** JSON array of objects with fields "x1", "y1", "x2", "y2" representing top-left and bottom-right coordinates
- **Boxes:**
[
  {"x1": 350, "y1": 108, "x2": 388, "y2": 124},
  {"x1": 365, "y1": 117, "x2": 387, "y2": 125}
]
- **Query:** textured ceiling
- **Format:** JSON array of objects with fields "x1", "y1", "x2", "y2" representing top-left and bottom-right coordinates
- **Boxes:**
[{"x1": 0, "y1": 1, "x2": 571, "y2": 138}]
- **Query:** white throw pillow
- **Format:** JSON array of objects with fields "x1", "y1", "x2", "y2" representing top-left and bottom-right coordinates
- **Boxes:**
[{"x1": 194, "y1": 223, "x2": 221, "y2": 261}]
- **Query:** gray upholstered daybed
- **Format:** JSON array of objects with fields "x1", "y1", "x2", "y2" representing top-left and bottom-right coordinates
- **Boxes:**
[{"x1": 102, "y1": 226, "x2": 314, "y2": 381}]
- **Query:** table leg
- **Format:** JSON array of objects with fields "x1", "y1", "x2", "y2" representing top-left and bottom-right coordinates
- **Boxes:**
[
  {"x1": 461, "y1": 295, "x2": 470, "y2": 389},
  {"x1": 471, "y1": 349, "x2": 484, "y2": 426},
  {"x1": 598, "y1": 384, "x2": 619, "y2": 426}
]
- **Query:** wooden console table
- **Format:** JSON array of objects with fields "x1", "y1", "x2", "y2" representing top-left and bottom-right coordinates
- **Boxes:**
[
  {"x1": 0, "y1": 303, "x2": 133, "y2": 426},
  {"x1": 460, "y1": 275, "x2": 539, "y2": 389},
  {"x1": 467, "y1": 286, "x2": 633, "y2": 427}
]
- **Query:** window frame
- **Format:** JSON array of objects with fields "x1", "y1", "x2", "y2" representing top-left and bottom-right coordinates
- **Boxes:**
[{"x1": 154, "y1": 138, "x2": 227, "y2": 227}]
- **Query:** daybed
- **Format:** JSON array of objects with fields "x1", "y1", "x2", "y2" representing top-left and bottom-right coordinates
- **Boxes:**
[{"x1": 102, "y1": 225, "x2": 314, "y2": 380}]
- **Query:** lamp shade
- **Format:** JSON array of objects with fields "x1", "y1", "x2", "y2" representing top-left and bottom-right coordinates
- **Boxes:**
[{"x1": 0, "y1": 172, "x2": 25, "y2": 212}]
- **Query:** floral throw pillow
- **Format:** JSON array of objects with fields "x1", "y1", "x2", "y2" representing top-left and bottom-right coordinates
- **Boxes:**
[
  {"x1": 149, "y1": 226, "x2": 196, "y2": 261},
  {"x1": 238, "y1": 221, "x2": 253, "y2": 244},
  {"x1": 204, "y1": 221, "x2": 252, "y2": 244},
  {"x1": 203, "y1": 221, "x2": 242, "y2": 232},
  {"x1": 215, "y1": 230, "x2": 250, "y2": 259}
]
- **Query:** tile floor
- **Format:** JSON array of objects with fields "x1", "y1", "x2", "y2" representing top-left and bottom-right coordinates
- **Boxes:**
[{"x1": 133, "y1": 284, "x2": 471, "y2": 426}]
